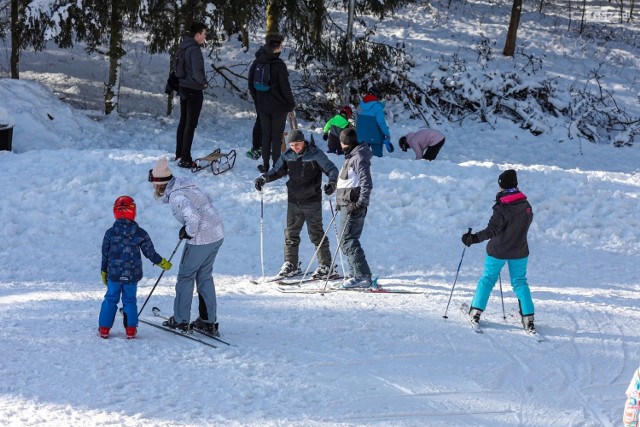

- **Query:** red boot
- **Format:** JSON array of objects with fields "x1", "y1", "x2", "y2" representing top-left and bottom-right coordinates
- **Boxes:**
[
  {"x1": 98, "y1": 326, "x2": 110, "y2": 339},
  {"x1": 125, "y1": 326, "x2": 137, "y2": 339}
]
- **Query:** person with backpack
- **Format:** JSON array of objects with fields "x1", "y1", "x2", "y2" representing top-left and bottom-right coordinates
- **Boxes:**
[
  {"x1": 99, "y1": 196, "x2": 172, "y2": 339},
  {"x1": 149, "y1": 158, "x2": 225, "y2": 336},
  {"x1": 248, "y1": 32, "x2": 296, "y2": 173},
  {"x1": 461, "y1": 169, "x2": 536, "y2": 334},
  {"x1": 174, "y1": 22, "x2": 208, "y2": 169},
  {"x1": 253, "y1": 129, "x2": 339, "y2": 279},
  {"x1": 398, "y1": 128, "x2": 446, "y2": 161},
  {"x1": 247, "y1": 45, "x2": 267, "y2": 161},
  {"x1": 322, "y1": 105, "x2": 353, "y2": 155},
  {"x1": 355, "y1": 86, "x2": 393, "y2": 158}
]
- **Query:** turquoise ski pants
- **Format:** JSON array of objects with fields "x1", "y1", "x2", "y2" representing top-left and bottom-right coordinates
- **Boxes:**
[{"x1": 471, "y1": 255, "x2": 534, "y2": 315}]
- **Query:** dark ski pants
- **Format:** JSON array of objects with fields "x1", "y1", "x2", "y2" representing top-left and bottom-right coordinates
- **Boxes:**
[
  {"x1": 252, "y1": 113, "x2": 262, "y2": 151},
  {"x1": 327, "y1": 133, "x2": 344, "y2": 155},
  {"x1": 259, "y1": 111, "x2": 288, "y2": 169},
  {"x1": 422, "y1": 138, "x2": 445, "y2": 161},
  {"x1": 173, "y1": 239, "x2": 223, "y2": 324},
  {"x1": 99, "y1": 281, "x2": 138, "y2": 328},
  {"x1": 175, "y1": 87, "x2": 204, "y2": 163},
  {"x1": 284, "y1": 201, "x2": 331, "y2": 267},
  {"x1": 338, "y1": 207, "x2": 371, "y2": 277},
  {"x1": 471, "y1": 255, "x2": 534, "y2": 315}
]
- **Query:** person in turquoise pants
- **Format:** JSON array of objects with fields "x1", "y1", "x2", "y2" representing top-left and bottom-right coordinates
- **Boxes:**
[{"x1": 461, "y1": 169, "x2": 536, "y2": 333}]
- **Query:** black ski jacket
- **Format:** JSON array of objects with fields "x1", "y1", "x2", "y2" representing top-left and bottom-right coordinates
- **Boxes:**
[
  {"x1": 248, "y1": 49, "x2": 295, "y2": 113},
  {"x1": 476, "y1": 190, "x2": 533, "y2": 260}
]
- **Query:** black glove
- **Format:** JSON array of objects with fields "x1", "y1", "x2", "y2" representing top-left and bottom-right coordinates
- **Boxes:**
[
  {"x1": 324, "y1": 182, "x2": 336, "y2": 196},
  {"x1": 347, "y1": 202, "x2": 362, "y2": 214},
  {"x1": 461, "y1": 231, "x2": 479, "y2": 247},
  {"x1": 179, "y1": 225, "x2": 192, "y2": 240},
  {"x1": 322, "y1": 133, "x2": 329, "y2": 141},
  {"x1": 254, "y1": 175, "x2": 267, "y2": 191}
]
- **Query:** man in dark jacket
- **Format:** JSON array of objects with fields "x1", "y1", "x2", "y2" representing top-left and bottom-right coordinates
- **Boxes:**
[
  {"x1": 254, "y1": 130, "x2": 338, "y2": 279},
  {"x1": 175, "y1": 22, "x2": 208, "y2": 169},
  {"x1": 461, "y1": 169, "x2": 536, "y2": 333},
  {"x1": 248, "y1": 32, "x2": 296, "y2": 173}
]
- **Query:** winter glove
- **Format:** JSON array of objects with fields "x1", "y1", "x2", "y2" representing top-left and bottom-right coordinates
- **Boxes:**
[
  {"x1": 322, "y1": 133, "x2": 329, "y2": 141},
  {"x1": 101, "y1": 271, "x2": 107, "y2": 286},
  {"x1": 179, "y1": 225, "x2": 192, "y2": 240},
  {"x1": 254, "y1": 175, "x2": 267, "y2": 191},
  {"x1": 383, "y1": 138, "x2": 394, "y2": 153},
  {"x1": 324, "y1": 182, "x2": 336, "y2": 196},
  {"x1": 461, "y1": 231, "x2": 480, "y2": 247},
  {"x1": 158, "y1": 258, "x2": 172, "y2": 270},
  {"x1": 347, "y1": 202, "x2": 363, "y2": 214}
]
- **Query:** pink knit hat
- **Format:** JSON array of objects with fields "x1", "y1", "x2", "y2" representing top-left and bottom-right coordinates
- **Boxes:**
[{"x1": 148, "y1": 157, "x2": 173, "y2": 186}]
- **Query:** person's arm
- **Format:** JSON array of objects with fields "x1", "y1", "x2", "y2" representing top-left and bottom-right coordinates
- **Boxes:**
[
  {"x1": 139, "y1": 229, "x2": 163, "y2": 265},
  {"x1": 475, "y1": 206, "x2": 505, "y2": 242},
  {"x1": 355, "y1": 158, "x2": 373, "y2": 207}
]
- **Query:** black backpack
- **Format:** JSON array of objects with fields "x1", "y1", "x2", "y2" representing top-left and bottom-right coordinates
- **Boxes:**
[
  {"x1": 253, "y1": 62, "x2": 271, "y2": 92},
  {"x1": 173, "y1": 47, "x2": 188, "y2": 78}
]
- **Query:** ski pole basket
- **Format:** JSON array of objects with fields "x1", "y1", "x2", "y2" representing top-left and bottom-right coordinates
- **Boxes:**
[{"x1": 191, "y1": 148, "x2": 237, "y2": 175}]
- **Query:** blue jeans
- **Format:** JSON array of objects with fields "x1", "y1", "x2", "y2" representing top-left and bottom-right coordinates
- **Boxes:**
[
  {"x1": 471, "y1": 255, "x2": 534, "y2": 315},
  {"x1": 99, "y1": 281, "x2": 138, "y2": 328},
  {"x1": 339, "y1": 208, "x2": 371, "y2": 277},
  {"x1": 174, "y1": 239, "x2": 223, "y2": 324}
]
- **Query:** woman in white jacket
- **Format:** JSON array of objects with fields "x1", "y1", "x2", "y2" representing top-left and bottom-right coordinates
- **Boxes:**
[{"x1": 149, "y1": 158, "x2": 224, "y2": 336}]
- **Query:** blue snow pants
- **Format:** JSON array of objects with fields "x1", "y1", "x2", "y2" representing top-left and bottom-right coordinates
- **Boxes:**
[
  {"x1": 471, "y1": 255, "x2": 534, "y2": 315},
  {"x1": 99, "y1": 281, "x2": 138, "y2": 328}
]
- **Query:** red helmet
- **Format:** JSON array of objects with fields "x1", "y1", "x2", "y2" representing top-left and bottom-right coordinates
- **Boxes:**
[
  {"x1": 113, "y1": 195, "x2": 136, "y2": 221},
  {"x1": 340, "y1": 105, "x2": 353, "y2": 119}
]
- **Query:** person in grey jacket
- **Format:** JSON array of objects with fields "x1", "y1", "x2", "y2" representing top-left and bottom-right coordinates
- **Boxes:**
[
  {"x1": 175, "y1": 22, "x2": 208, "y2": 169},
  {"x1": 335, "y1": 128, "x2": 374, "y2": 288},
  {"x1": 149, "y1": 158, "x2": 224, "y2": 336},
  {"x1": 254, "y1": 129, "x2": 339, "y2": 279}
]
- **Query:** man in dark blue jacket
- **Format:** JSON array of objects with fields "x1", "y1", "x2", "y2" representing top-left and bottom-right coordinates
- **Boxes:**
[{"x1": 254, "y1": 130, "x2": 338, "y2": 279}]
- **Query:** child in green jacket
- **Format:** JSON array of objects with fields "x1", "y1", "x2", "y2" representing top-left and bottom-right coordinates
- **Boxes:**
[{"x1": 323, "y1": 106, "x2": 353, "y2": 155}]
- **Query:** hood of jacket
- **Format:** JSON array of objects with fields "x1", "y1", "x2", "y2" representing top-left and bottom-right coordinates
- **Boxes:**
[
  {"x1": 255, "y1": 49, "x2": 282, "y2": 64},
  {"x1": 112, "y1": 218, "x2": 139, "y2": 236},
  {"x1": 179, "y1": 36, "x2": 201, "y2": 50},
  {"x1": 359, "y1": 99, "x2": 386, "y2": 114}
]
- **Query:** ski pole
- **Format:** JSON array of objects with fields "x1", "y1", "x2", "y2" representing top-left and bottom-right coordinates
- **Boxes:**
[
  {"x1": 138, "y1": 238, "x2": 184, "y2": 316},
  {"x1": 321, "y1": 213, "x2": 350, "y2": 295},
  {"x1": 296, "y1": 204, "x2": 339, "y2": 285},
  {"x1": 499, "y1": 272, "x2": 506, "y2": 320},
  {"x1": 329, "y1": 198, "x2": 347, "y2": 278},
  {"x1": 260, "y1": 190, "x2": 265, "y2": 281},
  {"x1": 442, "y1": 228, "x2": 471, "y2": 319}
]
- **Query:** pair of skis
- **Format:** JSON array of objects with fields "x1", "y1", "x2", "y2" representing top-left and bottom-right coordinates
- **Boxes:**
[
  {"x1": 276, "y1": 277, "x2": 423, "y2": 294},
  {"x1": 138, "y1": 307, "x2": 232, "y2": 348},
  {"x1": 459, "y1": 303, "x2": 544, "y2": 342}
]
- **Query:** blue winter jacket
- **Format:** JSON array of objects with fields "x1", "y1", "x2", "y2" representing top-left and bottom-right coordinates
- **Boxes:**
[
  {"x1": 355, "y1": 99, "x2": 390, "y2": 147},
  {"x1": 101, "y1": 219, "x2": 163, "y2": 284}
]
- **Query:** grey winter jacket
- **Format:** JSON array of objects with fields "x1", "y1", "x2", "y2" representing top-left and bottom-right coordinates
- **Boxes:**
[
  {"x1": 178, "y1": 37, "x2": 207, "y2": 91},
  {"x1": 336, "y1": 143, "x2": 373, "y2": 208},
  {"x1": 161, "y1": 177, "x2": 224, "y2": 245},
  {"x1": 265, "y1": 141, "x2": 338, "y2": 204}
]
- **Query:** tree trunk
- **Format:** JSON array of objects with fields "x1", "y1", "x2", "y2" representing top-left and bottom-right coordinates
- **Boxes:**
[
  {"x1": 266, "y1": 0, "x2": 280, "y2": 32},
  {"x1": 503, "y1": 0, "x2": 522, "y2": 57},
  {"x1": 10, "y1": 0, "x2": 20, "y2": 79},
  {"x1": 579, "y1": 0, "x2": 587, "y2": 34},
  {"x1": 105, "y1": 0, "x2": 124, "y2": 115},
  {"x1": 342, "y1": 0, "x2": 356, "y2": 105}
]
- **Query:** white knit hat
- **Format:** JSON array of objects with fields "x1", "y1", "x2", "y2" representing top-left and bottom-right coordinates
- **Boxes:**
[{"x1": 149, "y1": 157, "x2": 173, "y2": 186}]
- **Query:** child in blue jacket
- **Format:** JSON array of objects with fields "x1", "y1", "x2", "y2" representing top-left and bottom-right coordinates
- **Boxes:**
[{"x1": 99, "y1": 196, "x2": 172, "y2": 339}]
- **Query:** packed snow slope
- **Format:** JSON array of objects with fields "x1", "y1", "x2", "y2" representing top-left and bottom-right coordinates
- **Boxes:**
[{"x1": 1, "y1": 1, "x2": 640, "y2": 426}]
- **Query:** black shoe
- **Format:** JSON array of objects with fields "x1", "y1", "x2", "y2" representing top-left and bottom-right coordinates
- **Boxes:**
[
  {"x1": 162, "y1": 316, "x2": 189, "y2": 331},
  {"x1": 178, "y1": 160, "x2": 195, "y2": 169},
  {"x1": 257, "y1": 164, "x2": 268, "y2": 173},
  {"x1": 190, "y1": 318, "x2": 220, "y2": 337}
]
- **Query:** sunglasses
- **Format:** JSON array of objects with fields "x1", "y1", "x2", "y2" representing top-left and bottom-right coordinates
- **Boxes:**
[{"x1": 148, "y1": 169, "x2": 172, "y2": 183}]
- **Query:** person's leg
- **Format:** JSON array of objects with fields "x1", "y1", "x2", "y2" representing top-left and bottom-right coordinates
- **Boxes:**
[
  {"x1": 507, "y1": 257, "x2": 534, "y2": 315},
  {"x1": 423, "y1": 138, "x2": 445, "y2": 161},
  {"x1": 304, "y1": 202, "x2": 331, "y2": 266},
  {"x1": 340, "y1": 208, "x2": 371, "y2": 277},
  {"x1": 470, "y1": 255, "x2": 505, "y2": 310},
  {"x1": 173, "y1": 244, "x2": 198, "y2": 323},
  {"x1": 193, "y1": 239, "x2": 224, "y2": 324},
  {"x1": 99, "y1": 281, "x2": 122, "y2": 328},
  {"x1": 259, "y1": 112, "x2": 272, "y2": 170},
  {"x1": 175, "y1": 90, "x2": 188, "y2": 159},
  {"x1": 180, "y1": 89, "x2": 204, "y2": 163},
  {"x1": 284, "y1": 203, "x2": 305, "y2": 265},
  {"x1": 270, "y1": 112, "x2": 289, "y2": 166},
  {"x1": 120, "y1": 283, "x2": 139, "y2": 327},
  {"x1": 252, "y1": 113, "x2": 262, "y2": 151}
]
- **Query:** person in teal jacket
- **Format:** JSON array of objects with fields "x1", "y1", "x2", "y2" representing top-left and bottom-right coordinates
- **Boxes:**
[
  {"x1": 323, "y1": 105, "x2": 353, "y2": 155},
  {"x1": 355, "y1": 86, "x2": 393, "y2": 157}
]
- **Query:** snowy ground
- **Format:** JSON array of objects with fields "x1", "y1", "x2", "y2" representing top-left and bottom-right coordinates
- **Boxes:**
[{"x1": 1, "y1": 1, "x2": 640, "y2": 426}]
